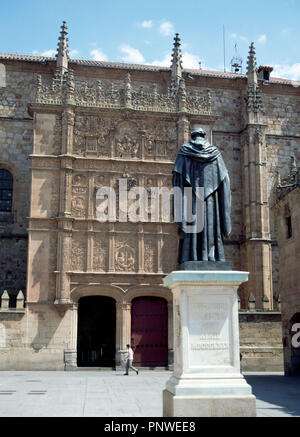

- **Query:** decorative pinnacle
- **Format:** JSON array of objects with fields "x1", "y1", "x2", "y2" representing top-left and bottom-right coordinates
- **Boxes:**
[
  {"x1": 56, "y1": 21, "x2": 69, "y2": 72},
  {"x1": 171, "y1": 33, "x2": 183, "y2": 88},
  {"x1": 246, "y1": 42, "x2": 257, "y2": 83}
]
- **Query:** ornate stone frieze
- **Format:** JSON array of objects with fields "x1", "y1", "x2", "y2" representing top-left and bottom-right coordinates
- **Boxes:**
[
  {"x1": 35, "y1": 72, "x2": 213, "y2": 116},
  {"x1": 185, "y1": 88, "x2": 212, "y2": 115}
]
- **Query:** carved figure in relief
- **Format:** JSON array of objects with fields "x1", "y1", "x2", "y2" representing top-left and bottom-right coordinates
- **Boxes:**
[
  {"x1": 115, "y1": 245, "x2": 135, "y2": 271},
  {"x1": 71, "y1": 197, "x2": 86, "y2": 217},
  {"x1": 144, "y1": 242, "x2": 155, "y2": 272},
  {"x1": 73, "y1": 174, "x2": 87, "y2": 186},
  {"x1": 93, "y1": 241, "x2": 106, "y2": 271},
  {"x1": 116, "y1": 134, "x2": 139, "y2": 157},
  {"x1": 71, "y1": 240, "x2": 86, "y2": 271},
  {"x1": 95, "y1": 175, "x2": 106, "y2": 187}
]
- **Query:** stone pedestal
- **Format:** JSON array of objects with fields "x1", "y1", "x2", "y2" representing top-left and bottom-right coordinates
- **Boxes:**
[{"x1": 163, "y1": 270, "x2": 256, "y2": 417}]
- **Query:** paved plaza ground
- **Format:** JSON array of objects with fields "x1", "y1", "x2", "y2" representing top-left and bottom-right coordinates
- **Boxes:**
[{"x1": 0, "y1": 370, "x2": 299, "y2": 417}]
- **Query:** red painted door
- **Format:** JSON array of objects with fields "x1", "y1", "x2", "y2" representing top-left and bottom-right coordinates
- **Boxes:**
[{"x1": 131, "y1": 297, "x2": 168, "y2": 367}]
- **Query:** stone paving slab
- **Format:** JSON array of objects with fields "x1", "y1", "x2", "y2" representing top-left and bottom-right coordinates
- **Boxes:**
[{"x1": 0, "y1": 370, "x2": 298, "y2": 417}]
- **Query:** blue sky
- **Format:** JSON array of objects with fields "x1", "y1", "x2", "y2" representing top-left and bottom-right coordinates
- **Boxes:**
[{"x1": 1, "y1": 0, "x2": 300, "y2": 79}]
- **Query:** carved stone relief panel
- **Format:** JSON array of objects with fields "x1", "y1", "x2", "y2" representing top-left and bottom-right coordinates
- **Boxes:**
[
  {"x1": 114, "y1": 121, "x2": 140, "y2": 158},
  {"x1": 115, "y1": 237, "x2": 137, "y2": 272},
  {"x1": 71, "y1": 233, "x2": 87, "y2": 272},
  {"x1": 94, "y1": 173, "x2": 108, "y2": 188},
  {"x1": 111, "y1": 169, "x2": 139, "y2": 221},
  {"x1": 73, "y1": 115, "x2": 111, "y2": 157},
  {"x1": 72, "y1": 173, "x2": 87, "y2": 218},
  {"x1": 93, "y1": 234, "x2": 108, "y2": 272},
  {"x1": 144, "y1": 236, "x2": 157, "y2": 273},
  {"x1": 144, "y1": 121, "x2": 177, "y2": 161},
  {"x1": 144, "y1": 176, "x2": 158, "y2": 220}
]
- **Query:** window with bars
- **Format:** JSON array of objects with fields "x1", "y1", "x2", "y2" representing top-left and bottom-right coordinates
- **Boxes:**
[{"x1": 0, "y1": 169, "x2": 13, "y2": 213}]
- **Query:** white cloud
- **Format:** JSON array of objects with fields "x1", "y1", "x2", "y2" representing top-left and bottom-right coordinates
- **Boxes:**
[
  {"x1": 258, "y1": 34, "x2": 267, "y2": 45},
  {"x1": 32, "y1": 49, "x2": 56, "y2": 57},
  {"x1": 151, "y1": 53, "x2": 171, "y2": 67},
  {"x1": 159, "y1": 21, "x2": 174, "y2": 36},
  {"x1": 151, "y1": 51, "x2": 203, "y2": 70},
  {"x1": 41, "y1": 49, "x2": 56, "y2": 57},
  {"x1": 272, "y1": 63, "x2": 300, "y2": 81},
  {"x1": 239, "y1": 35, "x2": 250, "y2": 44},
  {"x1": 182, "y1": 52, "x2": 202, "y2": 69},
  {"x1": 69, "y1": 49, "x2": 79, "y2": 57},
  {"x1": 139, "y1": 20, "x2": 153, "y2": 28},
  {"x1": 230, "y1": 33, "x2": 249, "y2": 44},
  {"x1": 120, "y1": 44, "x2": 145, "y2": 64},
  {"x1": 32, "y1": 48, "x2": 79, "y2": 58},
  {"x1": 90, "y1": 48, "x2": 108, "y2": 61}
]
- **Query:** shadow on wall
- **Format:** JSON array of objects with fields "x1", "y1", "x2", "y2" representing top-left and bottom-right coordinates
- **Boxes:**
[
  {"x1": 30, "y1": 177, "x2": 57, "y2": 296},
  {"x1": 29, "y1": 177, "x2": 62, "y2": 352},
  {"x1": 29, "y1": 304, "x2": 65, "y2": 353}
]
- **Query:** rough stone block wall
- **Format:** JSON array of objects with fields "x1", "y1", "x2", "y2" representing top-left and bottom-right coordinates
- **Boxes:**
[
  {"x1": 0, "y1": 66, "x2": 34, "y2": 298},
  {"x1": 0, "y1": 305, "x2": 74, "y2": 370},
  {"x1": 0, "y1": 309, "x2": 284, "y2": 371},
  {"x1": 239, "y1": 313, "x2": 283, "y2": 371},
  {"x1": 210, "y1": 88, "x2": 242, "y2": 133},
  {"x1": 264, "y1": 92, "x2": 300, "y2": 137},
  {"x1": 264, "y1": 91, "x2": 300, "y2": 304}
]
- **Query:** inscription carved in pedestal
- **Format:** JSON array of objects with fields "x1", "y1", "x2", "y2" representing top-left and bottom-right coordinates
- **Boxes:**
[{"x1": 188, "y1": 298, "x2": 231, "y2": 366}]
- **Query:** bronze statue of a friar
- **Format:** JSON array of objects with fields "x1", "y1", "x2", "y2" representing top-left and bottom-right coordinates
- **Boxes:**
[{"x1": 172, "y1": 127, "x2": 231, "y2": 269}]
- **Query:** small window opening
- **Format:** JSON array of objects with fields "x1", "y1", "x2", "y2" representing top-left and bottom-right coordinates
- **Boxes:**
[{"x1": 286, "y1": 216, "x2": 292, "y2": 239}]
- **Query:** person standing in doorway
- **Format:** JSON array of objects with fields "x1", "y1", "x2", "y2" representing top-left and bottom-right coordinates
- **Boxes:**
[{"x1": 124, "y1": 344, "x2": 139, "y2": 375}]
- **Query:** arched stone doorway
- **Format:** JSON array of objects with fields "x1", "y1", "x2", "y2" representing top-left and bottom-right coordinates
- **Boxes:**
[
  {"x1": 131, "y1": 296, "x2": 168, "y2": 367},
  {"x1": 77, "y1": 296, "x2": 116, "y2": 367}
]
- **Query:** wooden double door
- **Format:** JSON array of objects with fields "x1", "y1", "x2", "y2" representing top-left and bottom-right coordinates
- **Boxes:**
[{"x1": 131, "y1": 296, "x2": 168, "y2": 367}]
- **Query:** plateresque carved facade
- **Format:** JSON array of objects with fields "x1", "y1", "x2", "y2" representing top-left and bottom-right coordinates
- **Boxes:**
[{"x1": 0, "y1": 23, "x2": 297, "y2": 370}]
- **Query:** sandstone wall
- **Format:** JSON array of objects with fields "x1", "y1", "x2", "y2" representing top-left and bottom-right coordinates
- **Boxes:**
[
  {"x1": 0, "y1": 64, "x2": 35, "y2": 298},
  {"x1": 0, "y1": 308, "x2": 283, "y2": 371},
  {"x1": 1, "y1": 59, "x2": 299, "y2": 371},
  {"x1": 239, "y1": 312, "x2": 283, "y2": 371}
]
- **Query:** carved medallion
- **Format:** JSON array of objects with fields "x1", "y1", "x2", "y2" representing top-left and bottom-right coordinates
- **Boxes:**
[{"x1": 115, "y1": 241, "x2": 136, "y2": 272}]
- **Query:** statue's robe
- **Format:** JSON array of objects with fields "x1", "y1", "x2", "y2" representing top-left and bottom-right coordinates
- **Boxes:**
[{"x1": 173, "y1": 139, "x2": 231, "y2": 263}]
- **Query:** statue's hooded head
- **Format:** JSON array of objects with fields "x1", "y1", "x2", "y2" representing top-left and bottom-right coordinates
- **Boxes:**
[
  {"x1": 191, "y1": 127, "x2": 206, "y2": 139},
  {"x1": 190, "y1": 127, "x2": 206, "y2": 145}
]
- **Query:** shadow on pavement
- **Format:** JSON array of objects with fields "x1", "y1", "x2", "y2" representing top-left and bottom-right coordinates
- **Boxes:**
[{"x1": 244, "y1": 374, "x2": 300, "y2": 417}]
